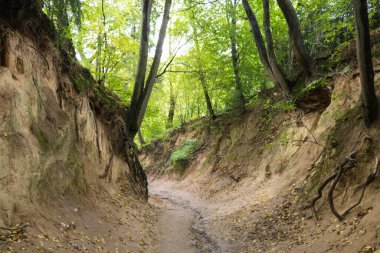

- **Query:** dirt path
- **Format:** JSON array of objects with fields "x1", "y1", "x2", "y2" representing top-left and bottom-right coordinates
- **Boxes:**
[{"x1": 149, "y1": 180, "x2": 221, "y2": 253}]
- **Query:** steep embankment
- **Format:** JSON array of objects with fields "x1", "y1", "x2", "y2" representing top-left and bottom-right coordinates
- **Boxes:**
[
  {"x1": 0, "y1": 6, "x2": 155, "y2": 252},
  {"x1": 142, "y1": 43, "x2": 380, "y2": 252}
]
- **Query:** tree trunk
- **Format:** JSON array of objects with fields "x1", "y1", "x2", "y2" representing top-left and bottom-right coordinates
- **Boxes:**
[
  {"x1": 199, "y1": 71, "x2": 216, "y2": 120},
  {"x1": 276, "y1": 0, "x2": 313, "y2": 76},
  {"x1": 227, "y1": 0, "x2": 246, "y2": 112},
  {"x1": 57, "y1": 6, "x2": 77, "y2": 59},
  {"x1": 95, "y1": 33, "x2": 102, "y2": 81},
  {"x1": 127, "y1": 0, "x2": 152, "y2": 138},
  {"x1": 354, "y1": 0, "x2": 378, "y2": 127},
  {"x1": 242, "y1": 0, "x2": 289, "y2": 96},
  {"x1": 100, "y1": 0, "x2": 108, "y2": 84},
  {"x1": 136, "y1": 0, "x2": 172, "y2": 131},
  {"x1": 242, "y1": 0, "x2": 272, "y2": 79},
  {"x1": 262, "y1": 0, "x2": 290, "y2": 95},
  {"x1": 166, "y1": 82, "x2": 175, "y2": 129},
  {"x1": 138, "y1": 129, "x2": 146, "y2": 145},
  {"x1": 192, "y1": 21, "x2": 216, "y2": 120},
  {"x1": 123, "y1": 140, "x2": 148, "y2": 199}
]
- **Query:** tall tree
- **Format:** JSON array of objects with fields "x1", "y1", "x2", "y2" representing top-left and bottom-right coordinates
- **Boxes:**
[
  {"x1": 276, "y1": 0, "x2": 313, "y2": 76},
  {"x1": 126, "y1": 0, "x2": 173, "y2": 138},
  {"x1": 122, "y1": 0, "x2": 173, "y2": 200},
  {"x1": 195, "y1": 44, "x2": 216, "y2": 119},
  {"x1": 166, "y1": 81, "x2": 176, "y2": 129},
  {"x1": 354, "y1": 0, "x2": 378, "y2": 126},
  {"x1": 262, "y1": 0, "x2": 289, "y2": 95},
  {"x1": 242, "y1": 0, "x2": 290, "y2": 96},
  {"x1": 191, "y1": 19, "x2": 216, "y2": 120},
  {"x1": 127, "y1": 0, "x2": 152, "y2": 138},
  {"x1": 95, "y1": 0, "x2": 108, "y2": 84},
  {"x1": 226, "y1": 0, "x2": 245, "y2": 112},
  {"x1": 138, "y1": 129, "x2": 146, "y2": 145}
]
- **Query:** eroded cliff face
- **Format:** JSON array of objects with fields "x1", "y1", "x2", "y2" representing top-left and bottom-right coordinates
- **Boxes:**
[
  {"x1": 142, "y1": 73, "x2": 369, "y2": 202},
  {"x1": 0, "y1": 12, "x2": 142, "y2": 228},
  {"x1": 141, "y1": 54, "x2": 380, "y2": 251}
]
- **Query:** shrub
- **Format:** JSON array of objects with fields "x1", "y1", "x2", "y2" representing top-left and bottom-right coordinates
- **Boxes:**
[{"x1": 170, "y1": 138, "x2": 199, "y2": 172}]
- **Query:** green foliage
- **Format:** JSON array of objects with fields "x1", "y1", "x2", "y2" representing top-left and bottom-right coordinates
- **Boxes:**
[
  {"x1": 264, "y1": 142, "x2": 274, "y2": 151},
  {"x1": 293, "y1": 77, "x2": 330, "y2": 100},
  {"x1": 47, "y1": 0, "x2": 380, "y2": 143},
  {"x1": 298, "y1": 0, "x2": 379, "y2": 59},
  {"x1": 70, "y1": 70, "x2": 93, "y2": 93},
  {"x1": 43, "y1": 0, "x2": 82, "y2": 27},
  {"x1": 42, "y1": 0, "x2": 83, "y2": 52},
  {"x1": 279, "y1": 133, "x2": 291, "y2": 146},
  {"x1": 170, "y1": 138, "x2": 199, "y2": 171},
  {"x1": 271, "y1": 100, "x2": 297, "y2": 111}
]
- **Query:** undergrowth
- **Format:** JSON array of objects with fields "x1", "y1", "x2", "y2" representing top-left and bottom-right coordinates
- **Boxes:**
[{"x1": 170, "y1": 138, "x2": 199, "y2": 172}]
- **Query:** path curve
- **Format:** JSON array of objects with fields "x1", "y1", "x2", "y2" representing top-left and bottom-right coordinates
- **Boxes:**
[{"x1": 149, "y1": 180, "x2": 220, "y2": 253}]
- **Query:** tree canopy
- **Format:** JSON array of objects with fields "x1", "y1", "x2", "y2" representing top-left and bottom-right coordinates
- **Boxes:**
[{"x1": 43, "y1": 0, "x2": 380, "y2": 143}]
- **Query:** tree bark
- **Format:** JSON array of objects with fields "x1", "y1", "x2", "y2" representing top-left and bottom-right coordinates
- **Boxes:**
[
  {"x1": 95, "y1": 33, "x2": 102, "y2": 81},
  {"x1": 100, "y1": 0, "x2": 108, "y2": 84},
  {"x1": 192, "y1": 21, "x2": 216, "y2": 120},
  {"x1": 136, "y1": 0, "x2": 173, "y2": 132},
  {"x1": 227, "y1": 0, "x2": 246, "y2": 112},
  {"x1": 123, "y1": 140, "x2": 148, "y2": 199},
  {"x1": 242, "y1": 0, "x2": 273, "y2": 78},
  {"x1": 262, "y1": 0, "x2": 290, "y2": 95},
  {"x1": 199, "y1": 70, "x2": 216, "y2": 120},
  {"x1": 354, "y1": 0, "x2": 378, "y2": 127},
  {"x1": 242, "y1": 0, "x2": 289, "y2": 96},
  {"x1": 138, "y1": 129, "x2": 146, "y2": 145},
  {"x1": 58, "y1": 5, "x2": 77, "y2": 59},
  {"x1": 276, "y1": 0, "x2": 313, "y2": 76},
  {"x1": 127, "y1": 0, "x2": 152, "y2": 138},
  {"x1": 166, "y1": 82, "x2": 176, "y2": 129}
]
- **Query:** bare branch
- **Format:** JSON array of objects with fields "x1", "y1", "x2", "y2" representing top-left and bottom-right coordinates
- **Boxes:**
[{"x1": 156, "y1": 39, "x2": 189, "y2": 79}]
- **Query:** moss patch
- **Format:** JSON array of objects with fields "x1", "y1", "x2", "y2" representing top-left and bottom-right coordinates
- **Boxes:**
[
  {"x1": 35, "y1": 141, "x2": 88, "y2": 202},
  {"x1": 69, "y1": 66, "x2": 94, "y2": 93},
  {"x1": 30, "y1": 121, "x2": 57, "y2": 152}
]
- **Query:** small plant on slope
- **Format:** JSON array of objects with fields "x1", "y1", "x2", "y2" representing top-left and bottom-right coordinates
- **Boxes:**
[{"x1": 170, "y1": 138, "x2": 199, "y2": 172}]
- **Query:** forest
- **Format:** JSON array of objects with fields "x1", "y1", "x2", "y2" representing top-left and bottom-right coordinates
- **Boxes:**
[
  {"x1": 1, "y1": 0, "x2": 380, "y2": 252},
  {"x1": 43, "y1": 0, "x2": 380, "y2": 143}
]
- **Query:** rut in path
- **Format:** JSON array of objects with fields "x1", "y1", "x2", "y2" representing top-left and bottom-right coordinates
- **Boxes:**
[{"x1": 149, "y1": 181, "x2": 221, "y2": 253}]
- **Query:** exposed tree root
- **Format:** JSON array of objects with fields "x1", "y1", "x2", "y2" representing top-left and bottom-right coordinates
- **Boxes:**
[
  {"x1": 74, "y1": 106, "x2": 80, "y2": 142},
  {"x1": 311, "y1": 151, "x2": 357, "y2": 220},
  {"x1": 100, "y1": 152, "x2": 114, "y2": 182},
  {"x1": 327, "y1": 151, "x2": 357, "y2": 220},
  {"x1": 94, "y1": 118, "x2": 102, "y2": 164},
  {"x1": 311, "y1": 171, "x2": 339, "y2": 218},
  {"x1": 340, "y1": 158, "x2": 379, "y2": 218},
  {"x1": 311, "y1": 151, "x2": 379, "y2": 221},
  {"x1": 311, "y1": 149, "x2": 325, "y2": 168},
  {"x1": 124, "y1": 139, "x2": 148, "y2": 199}
]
